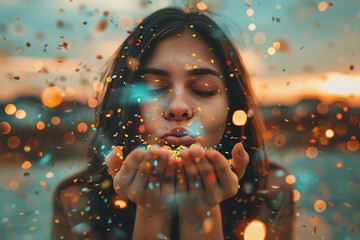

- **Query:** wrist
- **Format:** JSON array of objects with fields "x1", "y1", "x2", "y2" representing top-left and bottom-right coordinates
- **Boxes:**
[
  {"x1": 133, "y1": 205, "x2": 173, "y2": 240},
  {"x1": 179, "y1": 204, "x2": 219, "y2": 220},
  {"x1": 137, "y1": 204, "x2": 172, "y2": 220},
  {"x1": 178, "y1": 204, "x2": 223, "y2": 239}
]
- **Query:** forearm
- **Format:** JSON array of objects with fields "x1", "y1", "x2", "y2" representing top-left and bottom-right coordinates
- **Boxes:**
[
  {"x1": 179, "y1": 204, "x2": 223, "y2": 240},
  {"x1": 132, "y1": 205, "x2": 172, "y2": 240}
]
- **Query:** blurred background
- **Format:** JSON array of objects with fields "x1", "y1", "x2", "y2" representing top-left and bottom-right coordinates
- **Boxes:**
[{"x1": 0, "y1": 0, "x2": 359, "y2": 239}]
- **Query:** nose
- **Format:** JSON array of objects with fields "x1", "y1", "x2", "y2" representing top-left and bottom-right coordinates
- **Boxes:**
[{"x1": 163, "y1": 91, "x2": 193, "y2": 121}]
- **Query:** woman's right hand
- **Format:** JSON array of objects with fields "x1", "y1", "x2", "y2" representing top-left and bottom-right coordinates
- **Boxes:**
[{"x1": 105, "y1": 146, "x2": 177, "y2": 213}]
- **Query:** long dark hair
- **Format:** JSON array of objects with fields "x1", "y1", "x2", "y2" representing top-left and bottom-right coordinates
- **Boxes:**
[{"x1": 83, "y1": 6, "x2": 269, "y2": 239}]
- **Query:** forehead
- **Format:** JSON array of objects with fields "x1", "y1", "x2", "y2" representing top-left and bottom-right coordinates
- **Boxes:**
[{"x1": 143, "y1": 32, "x2": 221, "y2": 71}]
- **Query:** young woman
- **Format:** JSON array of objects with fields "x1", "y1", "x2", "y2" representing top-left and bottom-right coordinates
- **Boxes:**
[{"x1": 52, "y1": 7, "x2": 294, "y2": 240}]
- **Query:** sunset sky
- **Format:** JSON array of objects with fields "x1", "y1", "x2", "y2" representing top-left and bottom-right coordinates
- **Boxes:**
[{"x1": 0, "y1": 0, "x2": 359, "y2": 106}]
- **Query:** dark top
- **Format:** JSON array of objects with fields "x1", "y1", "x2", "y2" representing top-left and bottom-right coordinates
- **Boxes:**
[{"x1": 51, "y1": 161, "x2": 293, "y2": 239}]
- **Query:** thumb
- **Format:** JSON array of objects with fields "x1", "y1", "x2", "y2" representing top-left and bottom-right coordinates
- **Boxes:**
[
  {"x1": 105, "y1": 146, "x2": 123, "y2": 178},
  {"x1": 231, "y1": 142, "x2": 249, "y2": 180}
]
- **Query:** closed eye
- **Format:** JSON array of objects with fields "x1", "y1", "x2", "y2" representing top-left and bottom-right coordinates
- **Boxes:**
[
  {"x1": 192, "y1": 89, "x2": 218, "y2": 96},
  {"x1": 149, "y1": 87, "x2": 167, "y2": 95}
]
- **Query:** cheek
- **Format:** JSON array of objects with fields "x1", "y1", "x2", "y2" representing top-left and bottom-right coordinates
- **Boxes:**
[
  {"x1": 199, "y1": 105, "x2": 228, "y2": 132},
  {"x1": 140, "y1": 102, "x2": 162, "y2": 134}
]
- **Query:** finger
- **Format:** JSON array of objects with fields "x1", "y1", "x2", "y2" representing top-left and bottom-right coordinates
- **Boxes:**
[
  {"x1": 231, "y1": 142, "x2": 249, "y2": 180},
  {"x1": 175, "y1": 161, "x2": 186, "y2": 204},
  {"x1": 143, "y1": 147, "x2": 168, "y2": 191},
  {"x1": 206, "y1": 149, "x2": 238, "y2": 198},
  {"x1": 161, "y1": 156, "x2": 176, "y2": 204},
  {"x1": 113, "y1": 148, "x2": 145, "y2": 195},
  {"x1": 105, "y1": 146, "x2": 123, "y2": 178},
  {"x1": 182, "y1": 148, "x2": 202, "y2": 191},
  {"x1": 151, "y1": 147, "x2": 170, "y2": 178},
  {"x1": 189, "y1": 145, "x2": 217, "y2": 192},
  {"x1": 127, "y1": 156, "x2": 152, "y2": 202}
]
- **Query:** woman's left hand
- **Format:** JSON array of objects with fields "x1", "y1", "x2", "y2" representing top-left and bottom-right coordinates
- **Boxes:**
[{"x1": 175, "y1": 142, "x2": 249, "y2": 213}]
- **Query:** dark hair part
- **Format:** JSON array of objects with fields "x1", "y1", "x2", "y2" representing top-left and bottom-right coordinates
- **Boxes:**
[{"x1": 85, "y1": 7, "x2": 269, "y2": 238}]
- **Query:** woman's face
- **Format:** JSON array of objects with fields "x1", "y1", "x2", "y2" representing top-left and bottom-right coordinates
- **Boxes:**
[{"x1": 139, "y1": 32, "x2": 229, "y2": 149}]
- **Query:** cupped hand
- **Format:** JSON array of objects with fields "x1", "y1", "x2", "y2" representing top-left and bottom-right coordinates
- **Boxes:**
[
  {"x1": 105, "y1": 146, "x2": 177, "y2": 212},
  {"x1": 175, "y1": 142, "x2": 249, "y2": 213}
]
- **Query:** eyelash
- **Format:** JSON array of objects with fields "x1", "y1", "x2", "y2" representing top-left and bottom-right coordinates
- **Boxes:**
[
  {"x1": 150, "y1": 88, "x2": 217, "y2": 97},
  {"x1": 192, "y1": 89, "x2": 217, "y2": 96}
]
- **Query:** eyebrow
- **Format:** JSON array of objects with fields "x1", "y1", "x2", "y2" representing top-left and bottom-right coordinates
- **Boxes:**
[{"x1": 139, "y1": 67, "x2": 221, "y2": 78}]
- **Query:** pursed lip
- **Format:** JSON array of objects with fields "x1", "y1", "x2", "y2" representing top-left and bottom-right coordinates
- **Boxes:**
[{"x1": 161, "y1": 127, "x2": 196, "y2": 146}]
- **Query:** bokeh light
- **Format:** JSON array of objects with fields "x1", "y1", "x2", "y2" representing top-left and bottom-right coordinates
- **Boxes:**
[
  {"x1": 41, "y1": 86, "x2": 64, "y2": 108},
  {"x1": 244, "y1": 220, "x2": 266, "y2": 240},
  {"x1": 306, "y1": 146, "x2": 318, "y2": 159},
  {"x1": 325, "y1": 129, "x2": 334, "y2": 138},
  {"x1": 77, "y1": 123, "x2": 88, "y2": 133},
  {"x1": 267, "y1": 47, "x2": 276, "y2": 55},
  {"x1": 317, "y1": 102, "x2": 329, "y2": 114},
  {"x1": 36, "y1": 121, "x2": 45, "y2": 130},
  {"x1": 8, "y1": 180, "x2": 20, "y2": 191},
  {"x1": 314, "y1": 199, "x2": 327, "y2": 212},
  {"x1": 286, "y1": 175, "x2": 296, "y2": 184},
  {"x1": 118, "y1": 15, "x2": 133, "y2": 30},
  {"x1": 253, "y1": 32, "x2": 267, "y2": 45},
  {"x1": 248, "y1": 23, "x2": 256, "y2": 31},
  {"x1": 318, "y1": 2, "x2": 328, "y2": 12},
  {"x1": 232, "y1": 110, "x2": 247, "y2": 126},
  {"x1": 273, "y1": 41, "x2": 281, "y2": 50},
  {"x1": 274, "y1": 135, "x2": 287, "y2": 148},
  {"x1": 33, "y1": 60, "x2": 44, "y2": 71},
  {"x1": 88, "y1": 98, "x2": 98, "y2": 108},
  {"x1": 197, "y1": 2, "x2": 208, "y2": 11},
  {"x1": 5, "y1": 104, "x2": 16, "y2": 115},
  {"x1": 114, "y1": 200, "x2": 127, "y2": 209},
  {"x1": 247, "y1": 8, "x2": 254, "y2": 16},
  {"x1": 51, "y1": 116, "x2": 61, "y2": 125},
  {"x1": 46, "y1": 172, "x2": 54, "y2": 178},
  {"x1": 8, "y1": 136, "x2": 20, "y2": 149},
  {"x1": 92, "y1": 81, "x2": 104, "y2": 92},
  {"x1": 347, "y1": 140, "x2": 359, "y2": 152},
  {"x1": 15, "y1": 109, "x2": 26, "y2": 119},
  {"x1": 293, "y1": 190, "x2": 301, "y2": 202},
  {"x1": 0, "y1": 122, "x2": 11, "y2": 134}
]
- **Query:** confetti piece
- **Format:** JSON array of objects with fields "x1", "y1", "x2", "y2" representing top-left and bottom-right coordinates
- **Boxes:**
[
  {"x1": 38, "y1": 153, "x2": 52, "y2": 166},
  {"x1": 344, "y1": 202, "x2": 352, "y2": 207}
]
